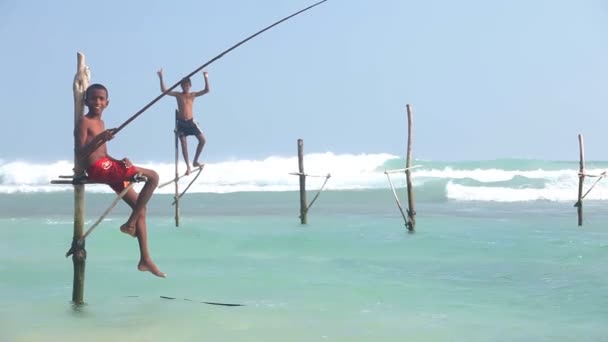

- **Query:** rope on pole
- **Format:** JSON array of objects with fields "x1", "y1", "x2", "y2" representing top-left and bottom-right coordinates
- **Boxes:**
[
  {"x1": 579, "y1": 171, "x2": 606, "y2": 202},
  {"x1": 305, "y1": 174, "x2": 331, "y2": 213},
  {"x1": 384, "y1": 171, "x2": 409, "y2": 225},
  {"x1": 81, "y1": 182, "x2": 137, "y2": 241},
  {"x1": 172, "y1": 166, "x2": 205, "y2": 206}
]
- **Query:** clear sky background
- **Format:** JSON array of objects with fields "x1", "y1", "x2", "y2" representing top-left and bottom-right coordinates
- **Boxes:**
[{"x1": 0, "y1": 0, "x2": 606, "y2": 163}]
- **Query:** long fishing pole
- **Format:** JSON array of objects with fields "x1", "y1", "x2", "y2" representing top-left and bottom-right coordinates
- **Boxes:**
[{"x1": 109, "y1": 0, "x2": 327, "y2": 139}]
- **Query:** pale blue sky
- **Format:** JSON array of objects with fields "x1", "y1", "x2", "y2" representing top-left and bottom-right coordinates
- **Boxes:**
[{"x1": 0, "y1": 0, "x2": 606, "y2": 162}]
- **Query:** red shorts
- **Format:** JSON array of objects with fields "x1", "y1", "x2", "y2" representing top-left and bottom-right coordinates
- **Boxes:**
[{"x1": 86, "y1": 157, "x2": 138, "y2": 192}]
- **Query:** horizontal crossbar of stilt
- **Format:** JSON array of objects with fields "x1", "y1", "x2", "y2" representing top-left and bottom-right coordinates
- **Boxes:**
[
  {"x1": 51, "y1": 174, "x2": 148, "y2": 185},
  {"x1": 289, "y1": 172, "x2": 331, "y2": 178},
  {"x1": 580, "y1": 171, "x2": 607, "y2": 178},
  {"x1": 384, "y1": 165, "x2": 422, "y2": 174}
]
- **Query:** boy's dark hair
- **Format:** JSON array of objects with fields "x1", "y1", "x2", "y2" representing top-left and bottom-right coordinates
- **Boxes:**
[
  {"x1": 85, "y1": 83, "x2": 109, "y2": 100},
  {"x1": 180, "y1": 77, "x2": 191, "y2": 85}
]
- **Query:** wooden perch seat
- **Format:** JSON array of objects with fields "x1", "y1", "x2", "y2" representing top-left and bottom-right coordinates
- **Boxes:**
[{"x1": 51, "y1": 173, "x2": 148, "y2": 185}]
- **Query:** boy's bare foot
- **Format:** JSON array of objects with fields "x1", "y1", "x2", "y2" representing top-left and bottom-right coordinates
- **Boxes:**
[
  {"x1": 138, "y1": 259, "x2": 166, "y2": 278},
  {"x1": 193, "y1": 161, "x2": 203, "y2": 168},
  {"x1": 185, "y1": 166, "x2": 191, "y2": 176},
  {"x1": 120, "y1": 223, "x2": 136, "y2": 237}
]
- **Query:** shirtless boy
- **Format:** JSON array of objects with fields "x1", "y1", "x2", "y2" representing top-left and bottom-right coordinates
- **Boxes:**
[
  {"x1": 157, "y1": 68, "x2": 210, "y2": 175},
  {"x1": 76, "y1": 83, "x2": 165, "y2": 278}
]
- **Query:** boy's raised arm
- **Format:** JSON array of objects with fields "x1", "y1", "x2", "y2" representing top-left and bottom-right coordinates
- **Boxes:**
[
  {"x1": 157, "y1": 68, "x2": 179, "y2": 97},
  {"x1": 194, "y1": 71, "x2": 210, "y2": 97}
]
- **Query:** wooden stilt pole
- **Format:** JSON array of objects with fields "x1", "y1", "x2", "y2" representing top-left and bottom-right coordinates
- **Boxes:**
[
  {"x1": 577, "y1": 134, "x2": 585, "y2": 226},
  {"x1": 174, "y1": 110, "x2": 180, "y2": 227},
  {"x1": 405, "y1": 104, "x2": 416, "y2": 233},
  {"x1": 298, "y1": 139, "x2": 307, "y2": 224},
  {"x1": 71, "y1": 52, "x2": 90, "y2": 304}
]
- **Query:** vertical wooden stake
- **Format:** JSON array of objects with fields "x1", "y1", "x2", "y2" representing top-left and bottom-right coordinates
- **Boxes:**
[
  {"x1": 71, "y1": 52, "x2": 90, "y2": 304},
  {"x1": 405, "y1": 104, "x2": 416, "y2": 233},
  {"x1": 577, "y1": 134, "x2": 585, "y2": 226},
  {"x1": 174, "y1": 110, "x2": 180, "y2": 227},
  {"x1": 298, "y1": 139, "x2": 307, "y2": 224}
]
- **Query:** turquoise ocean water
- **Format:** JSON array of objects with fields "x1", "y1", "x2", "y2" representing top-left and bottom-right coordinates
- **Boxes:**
[{"x1": 1, "y1": 156, "x2": 607, "y2": 341}]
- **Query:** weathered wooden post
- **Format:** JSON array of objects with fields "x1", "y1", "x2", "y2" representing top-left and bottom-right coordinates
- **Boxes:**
[
  {"x1": 405, "y1": 104, "x2": 416, "y2": 233},
  {"x1": 174, "y1": 110, "x2": 180, "y2": 227},
  {"x1": 71, "y1": 52, "x2": 90, "y2": 304},
  {"x1": 289, "y1": 140, "x2": 330, "y2": 224},
  {"x1": 298, "y1": 139, "x2": 307, "y2": 224},
  {"x1": 577, "y1": 134, "x2": 585, "y2": 226}
]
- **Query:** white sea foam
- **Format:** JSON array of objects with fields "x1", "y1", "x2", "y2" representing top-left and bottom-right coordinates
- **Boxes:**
[
  {"x1": 1, "y1": 155, "x2": 605, "y2": 202},
  {"x1": 0, "y1": 153, "x2": 395, "y2": 194}
]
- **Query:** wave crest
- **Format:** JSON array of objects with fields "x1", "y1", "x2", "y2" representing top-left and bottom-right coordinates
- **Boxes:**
[{"x1": 0, "y1": 155, "x2": 603, "y2": 202}]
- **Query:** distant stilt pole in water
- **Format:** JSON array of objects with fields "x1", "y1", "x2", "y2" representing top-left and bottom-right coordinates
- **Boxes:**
[
  {"x1": 577, "y1": 134, "x2": 585, "y2": 226},
  {"x1": 383, "y1": 104, "x2": 418, "y2": 232},
  {"x1": 71, "y1": 52, "x2": 90, "y2": 304},
  {"x1": 405, "y1": 104, "x2": 416, "y2": 233},
  {"x1": 298, "y1": 139, "x2": 308, "y2": 224},
  {"x1": 289, "y1": 139, "x2": 331, "y2": 224},
  {"x1": 174, "y1": 110, "x2": 180, "y2": 227}
]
